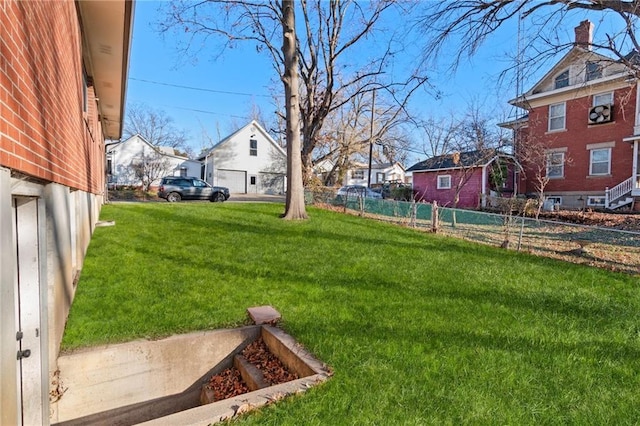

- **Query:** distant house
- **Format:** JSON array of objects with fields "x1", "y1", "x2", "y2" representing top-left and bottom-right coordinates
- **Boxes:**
[
  {"x1": 200, "y1": 121, "x2": 286, "y2": 194},
  {"x1": 106, "y1": 134, "x2": 201, "y2": 189},
  {"x1": 407, "y1": 150, "x2": 520, "y2": 209},
  {"x1": 344, "y1": 162, "x2": 406, "y2": 186},
  {"x1": 501, "y1": 20, "x2": 640, "y2": 210}
]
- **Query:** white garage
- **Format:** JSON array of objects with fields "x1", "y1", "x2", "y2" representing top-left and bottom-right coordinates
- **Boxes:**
[
  {"x1": 217, "y1": 169, "x2": 247, "y2": 194},
  {"x1": 259, "y1": 172, "x2": 285, "y2": 195},
  {"x1": 200, "y1": 120, "x2": 287, "y2": 195}
]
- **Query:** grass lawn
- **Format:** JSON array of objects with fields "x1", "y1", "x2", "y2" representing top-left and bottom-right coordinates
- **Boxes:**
[{"x1": 63, "y1": 202, "x2": 640, "y2": 425}]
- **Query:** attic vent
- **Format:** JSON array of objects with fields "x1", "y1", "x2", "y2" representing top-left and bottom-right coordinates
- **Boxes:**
[
  {"x1": 588, "y1": 104, "x2": 613, "y2": 124},
  {"x1": 99, "y1": 44, "x2": 112, "y2": 55}
]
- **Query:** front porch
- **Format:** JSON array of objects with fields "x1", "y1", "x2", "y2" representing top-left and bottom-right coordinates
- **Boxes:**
[{"x1": 608, "y1": 136, "x2": 640, "y2": 208}]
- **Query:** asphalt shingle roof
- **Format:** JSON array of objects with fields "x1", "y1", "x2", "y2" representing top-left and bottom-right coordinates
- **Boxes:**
[{"x1": 406, "y1": 149, "x2": 499, "y2": 172}]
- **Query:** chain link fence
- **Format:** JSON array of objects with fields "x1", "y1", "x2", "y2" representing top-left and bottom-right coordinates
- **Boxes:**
[{"x1": 307, "y1": 189, "x2": 640, "y2": 275}]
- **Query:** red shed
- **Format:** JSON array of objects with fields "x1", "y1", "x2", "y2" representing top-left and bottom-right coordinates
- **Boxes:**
[{"x1": 407, "y1": 150, "x2": 521, "y2": 209}]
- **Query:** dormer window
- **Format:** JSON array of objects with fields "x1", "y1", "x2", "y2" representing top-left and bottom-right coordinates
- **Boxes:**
[
  {"x1": 554, "y1": 70, "x2": 569, "y2": 89},
  {"x1": 586, "y1": 61, "x2": 602, "y2": 81}
]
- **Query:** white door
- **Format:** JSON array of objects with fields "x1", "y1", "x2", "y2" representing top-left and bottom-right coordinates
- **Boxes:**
[{"x1": 13, "y1": 197, "x2": 43, "y2": 426}]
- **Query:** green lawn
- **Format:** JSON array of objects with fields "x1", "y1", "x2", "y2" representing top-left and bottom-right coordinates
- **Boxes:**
[{"x1": 63, "y1": 202, "x2": 640, "y2": 425}]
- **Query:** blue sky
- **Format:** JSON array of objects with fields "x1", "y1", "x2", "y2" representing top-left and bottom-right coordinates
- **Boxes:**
[{"x1": 125, "y1": 2, "x2": 620, "y2": 163}]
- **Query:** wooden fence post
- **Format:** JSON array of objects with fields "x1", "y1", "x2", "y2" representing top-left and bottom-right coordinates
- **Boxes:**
[{"x1": 431, "y1": 201, "x2": 438, "y2": 233}]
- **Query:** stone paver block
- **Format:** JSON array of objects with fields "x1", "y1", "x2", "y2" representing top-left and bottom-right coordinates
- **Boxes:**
[{"x1": 247, "y1": 306, "x2": 281, "y2": 325}]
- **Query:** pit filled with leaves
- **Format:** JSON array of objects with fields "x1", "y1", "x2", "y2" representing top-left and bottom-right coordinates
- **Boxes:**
[{"x1": 204, "y1": 338, "x2": 299, "y2": 402}]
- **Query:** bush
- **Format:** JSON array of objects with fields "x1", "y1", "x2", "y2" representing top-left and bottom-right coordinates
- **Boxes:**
[{"x1": 391, "y1": 186, "x2": 414, "y2": 201}]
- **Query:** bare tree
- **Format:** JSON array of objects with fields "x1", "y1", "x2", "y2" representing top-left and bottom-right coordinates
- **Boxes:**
[
  {"x1": 130, "y1": 150, "x2": 172, "y2": 192},
  {"x1": 516, "y1": 133, "x2": 572, "y2": 219},
  {"x1": 417, "y1": 117, "x2": 462, "y2": 158},
  {"x1": 419, "y1": 1, "x2": 640, "y2": 86},
  {"x1": 312, "y1": 87, "x2": 414, "y2": 186},
  {"x1": 281, "y1": 0, "x2": 307, "y2": 219},
  {"x1": 160, "y1": 1, "x2": 430, "y2": 186},
  {"x1": 295, "y1": 1, "x2": 429, "y2": 183},
  {"x1": 124, "y1": 103, "x2": 191, "y2": 156}
]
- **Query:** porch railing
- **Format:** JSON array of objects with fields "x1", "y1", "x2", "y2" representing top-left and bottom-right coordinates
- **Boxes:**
[{"x1": 605, "y1": 176, "x2": 634, "y2": 208}]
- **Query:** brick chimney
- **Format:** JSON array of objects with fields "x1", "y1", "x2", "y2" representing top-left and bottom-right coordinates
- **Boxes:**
[{"x1": 574, "y1": 20, "x2": 593, "y2": 50}]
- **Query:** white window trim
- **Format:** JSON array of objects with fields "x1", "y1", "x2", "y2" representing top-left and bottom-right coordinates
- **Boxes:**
[
  {"x1": 545, "y1": 196, "x2": 562, "y2": 206},
  {"x1": 587, "y1": 196, "x2": 606, "y2": 207},
  {"x1": 437, "y1": 174, "x2": 452, "y2": 189},
  {"x1": 546, "y1": 151, "x2": 565, "y2": 178},
  {"x1": 548, "y1": 102, "x2": 566, "y2": 132},
  {"x1": 554, "y1": 70, "x2": 569, "y2": 89},
  {"x1": 352, "y1": 170, "x2": 365, "y2": 180},
  {"x1": 589, "y1": 147, "x2": 611, "y2": 176},
  {"x1": 586, "y1": 61, "x2": 603, "y2": 81},
  {"x1": 593, "y1": 91, "x2": 613, "y2": 107}
]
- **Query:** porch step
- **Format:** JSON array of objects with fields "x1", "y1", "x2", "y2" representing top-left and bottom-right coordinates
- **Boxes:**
[{"x1": 608, "y1": 197, "x2": 634, "y2": 210}]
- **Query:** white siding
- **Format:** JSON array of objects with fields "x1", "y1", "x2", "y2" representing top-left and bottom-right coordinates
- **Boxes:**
[{"x1": 205, "y1": 121, "x2": 286, "y2": 194}]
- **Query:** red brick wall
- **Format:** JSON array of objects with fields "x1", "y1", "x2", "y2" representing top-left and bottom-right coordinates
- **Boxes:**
[
  {"x1": 1, "y1": 1, "x2": 105, "y2": 194},
  {"x1": 518, "y1": 86, "x2": 636, "y2": 195}
]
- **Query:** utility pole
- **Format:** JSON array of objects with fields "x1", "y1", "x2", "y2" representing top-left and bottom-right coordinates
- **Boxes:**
[{"x1": 367, "y1": 90, "x2": 376, "y2": 188}]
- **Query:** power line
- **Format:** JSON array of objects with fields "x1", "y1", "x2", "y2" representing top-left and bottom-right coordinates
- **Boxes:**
[
  {"x1": 126, "y1": 97, "x2": 252, "y2": 120},
  {"x1": 129, "y1": 77, "x2": 273, "y2": 98}
]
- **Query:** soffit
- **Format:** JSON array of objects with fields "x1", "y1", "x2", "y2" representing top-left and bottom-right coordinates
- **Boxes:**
[{"x1": 77, "y1": 0, "x2": 134, "y2": 140}]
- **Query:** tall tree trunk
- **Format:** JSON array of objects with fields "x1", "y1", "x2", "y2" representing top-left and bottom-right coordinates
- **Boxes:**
[{"x1": 281, "y1": 0, "x2": 308, "y2": 220}]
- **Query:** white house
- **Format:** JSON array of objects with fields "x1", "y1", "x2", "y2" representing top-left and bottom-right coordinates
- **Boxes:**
[
  {"x1": 200, "y1": 121, "x2": 287, "y2": 194},
  {"x1": 344, "y1": 162, "x2": 407, "y2": 186},
  {"x1": 106, "y1": 134, "x2": 201, "y2": 188}
]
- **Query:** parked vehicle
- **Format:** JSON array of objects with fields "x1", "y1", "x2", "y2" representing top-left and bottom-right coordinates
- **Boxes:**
[
  {"x1": 335, "y1": 185, "x2": 383, "y2": 202},
  {"x1": 157, "y1": 177, "x2": 230, "y2": 202}
]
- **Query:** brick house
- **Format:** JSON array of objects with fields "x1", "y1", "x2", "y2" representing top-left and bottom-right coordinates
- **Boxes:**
[
  {"x1": 407, "y1": 150, "x2": 520, "y2": 209},
  {"x1": 502, "y1": 20, "x2": 640, "y2": 210},
  {"x1": 0, "y1": 1, "x2": 133, "y2": 424}
]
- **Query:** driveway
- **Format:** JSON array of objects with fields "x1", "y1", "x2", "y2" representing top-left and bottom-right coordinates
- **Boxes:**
[{"x1": 228, "y1": 194, "x2": 285, "y2": 203}]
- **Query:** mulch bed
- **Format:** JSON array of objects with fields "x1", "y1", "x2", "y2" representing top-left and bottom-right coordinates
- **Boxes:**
[{"x1": 204, "y1": 338, "x2": 299, "y2": 402}]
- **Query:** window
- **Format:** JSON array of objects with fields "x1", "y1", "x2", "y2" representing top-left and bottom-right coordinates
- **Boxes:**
[
  {"x1": 546, "y1": 152, "x2": 565, "y2": 178},
  {"x1": 437, "y1": 175, "x2": 451, "y2": 189},
  {"x1": 549, "y1": 102, "x2": 566, "y2": 131},
  {"x1": 587, "y1": 196, "x2": 605, "y2": 207},
  {"x1": 593, "y1": 92, "x2": 613, "y2": 107},
  {"x1": 554, "y1": 70, "x2": 569, "y2": 89},
  {"x1": 250, "y1": 139, "x2": 258, "y2": 156},
  {"x1": 250, "y1": 175, "x2": 256, "y2": 185},
  {"x1": 376, "y1": 172, "x2": 385, "y2": 183},
  {"x1": 179, "y1": 167, "x2": 187, "y2": 177},
  {"x1": 545, "y1": 196, "x2": 562, "y2": 209},
  {"x1": 590, "y1": 148, "x2": 611, "y2": 175},
  {"x1": 586, "y1": 61, "x2": 602, "y2": 81},
  {"x1": 352, "y1": 170, "x2": 364, "y2": 179}
]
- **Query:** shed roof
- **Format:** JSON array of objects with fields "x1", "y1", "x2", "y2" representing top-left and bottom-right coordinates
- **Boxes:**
[{"x1": 407, "y1": 149, "x2": 503, "y2": 172}]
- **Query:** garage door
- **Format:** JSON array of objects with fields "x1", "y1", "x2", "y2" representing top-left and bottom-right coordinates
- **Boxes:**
[
  {"x1": 259, "y1": 173, "x2": 285, "y2": 195},
  {"x1": 217, "y1": 169, "x2": 246, "y2": 193}
]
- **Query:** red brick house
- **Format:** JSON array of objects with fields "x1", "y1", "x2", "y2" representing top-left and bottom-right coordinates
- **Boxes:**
[
  {"x1": 407, "y1": 150, "x2": 520, "y2": 209},
  {"x1": 502, "y1": 20, "x2": 640, "y2": 210},
  {"x1": 0, "y1": 1, "x2": 133, "y2": 424}
]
